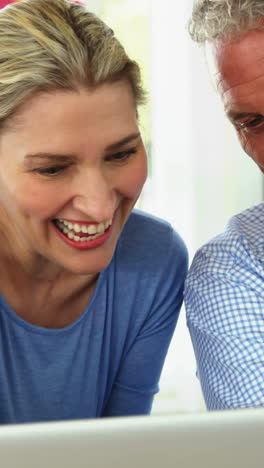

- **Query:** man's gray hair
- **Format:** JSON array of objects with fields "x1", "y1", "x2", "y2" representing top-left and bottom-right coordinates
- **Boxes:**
[{"x1": 189, "y1": 0, "x2": 264, "y2": 43}]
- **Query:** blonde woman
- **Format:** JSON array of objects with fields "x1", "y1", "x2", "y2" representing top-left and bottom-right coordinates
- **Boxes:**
[{"x1": 0, "y1": 0, "x2": 188, "y2": 423}]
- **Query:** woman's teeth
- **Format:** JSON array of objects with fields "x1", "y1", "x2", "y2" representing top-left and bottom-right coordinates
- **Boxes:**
[{"x1": 55, "y1": 218, "x2": 112, "y2": 242}]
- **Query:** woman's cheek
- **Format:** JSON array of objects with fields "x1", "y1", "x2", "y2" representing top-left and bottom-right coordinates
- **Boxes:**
[
  {"x1": 13, "y1": 182, "x2": 66, "y2": 219},
  {"x1": 125, "y1": 155, "x2": 148, "y2": 198}
]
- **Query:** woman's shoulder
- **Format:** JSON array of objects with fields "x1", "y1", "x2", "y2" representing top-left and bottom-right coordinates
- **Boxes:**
[
  {"x1": 118, "y1": 209, "x2": 188, "y2": 268},
  {"x1": 108, "y1": 210, "x2": 188, "y2": 318},
  {"x1": 124, "y1": 209, "x2": 172, "y2": 236}
]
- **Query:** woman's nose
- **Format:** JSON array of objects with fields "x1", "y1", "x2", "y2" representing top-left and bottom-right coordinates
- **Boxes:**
[{"x1": 71, "y1": 169, "x2": 118, "y2": 221}]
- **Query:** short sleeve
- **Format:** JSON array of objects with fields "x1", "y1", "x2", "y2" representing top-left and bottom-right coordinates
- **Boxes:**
[{"x1": 103, "y1": 227, "x2": 188, "y2": 416}]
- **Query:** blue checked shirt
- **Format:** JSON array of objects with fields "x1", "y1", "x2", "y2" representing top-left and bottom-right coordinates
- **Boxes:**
[{"x1": 184, "y1": 203, "x2": 264, "y2": 410}]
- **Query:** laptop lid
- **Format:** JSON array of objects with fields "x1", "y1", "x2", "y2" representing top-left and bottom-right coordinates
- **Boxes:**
[{"x1": 0, "y1": 407, "x2": 263, "y2": 468}]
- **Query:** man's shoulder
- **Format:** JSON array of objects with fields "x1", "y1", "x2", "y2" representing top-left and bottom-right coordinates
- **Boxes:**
[
  {"x1": 200, "y1": 202, "x2": 263, "y2": 254},
  {"x1": 228, "y1": 202, "x2": 264, "y2": 240},
  {"x1": 188, "y1": 203, "x2": 264, "y2": 281}
]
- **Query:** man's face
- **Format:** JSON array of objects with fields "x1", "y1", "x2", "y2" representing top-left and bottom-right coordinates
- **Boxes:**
[{"x1": 206, "y1": 29, "x2": 264, "y2": 173}]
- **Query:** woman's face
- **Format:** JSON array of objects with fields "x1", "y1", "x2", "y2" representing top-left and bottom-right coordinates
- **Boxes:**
[{"x1": 0, "y1": 81, "x2": 147, "y2": 275}]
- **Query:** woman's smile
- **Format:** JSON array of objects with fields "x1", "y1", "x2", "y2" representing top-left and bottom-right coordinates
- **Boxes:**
[{"x1": 53, "y1": 217, "x2": 114, "y2": 250}]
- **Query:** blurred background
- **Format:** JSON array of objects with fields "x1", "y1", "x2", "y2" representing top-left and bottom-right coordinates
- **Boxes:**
[{"x1": 85, "y1": 0, "x2": 263, "y2": 413}]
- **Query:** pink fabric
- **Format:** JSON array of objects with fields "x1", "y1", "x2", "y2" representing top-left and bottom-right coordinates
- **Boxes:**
[
  {"x1": 0, "y1": 0, "x2": 85, "y2": 8},
  {"x1": 0, "y1": 0, "x2": 17, "y2": 7}
]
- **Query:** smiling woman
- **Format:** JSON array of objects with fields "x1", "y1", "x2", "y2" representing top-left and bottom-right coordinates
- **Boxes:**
[
  {"x1": 0, "y1": 0, "x2": 188, "y2": 424},
  {"x1": 0, "y1": 84, "x2": 146, "y2": 276}
]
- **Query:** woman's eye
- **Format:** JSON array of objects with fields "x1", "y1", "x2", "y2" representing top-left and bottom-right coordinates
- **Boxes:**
[
  {"x1": 33, "y1": 165, "x2": 67, "y2": 176},
  {"x1": 107, "y1": 148, "x2": 137, "y2": 162}
]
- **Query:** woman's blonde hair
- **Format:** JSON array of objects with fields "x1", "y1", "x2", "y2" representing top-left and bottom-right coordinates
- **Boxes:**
[
  {"x1": 0, "y1": 0, "x2": 145, "y2": 127},
  {"x1": 189, "y1": 0, "x2": 264, "y2": 43}
]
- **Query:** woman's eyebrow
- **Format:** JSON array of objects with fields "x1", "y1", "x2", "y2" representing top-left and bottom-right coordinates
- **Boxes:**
[
  {"x1": 24, "y1": 153, "x2": 75, "y2": 162},
  {"x1": 24, "y1": 133, "x2": 141, "y2": 161},
  {"x1": 105, "y1": 133, "x2": 140, "y2": 151}
]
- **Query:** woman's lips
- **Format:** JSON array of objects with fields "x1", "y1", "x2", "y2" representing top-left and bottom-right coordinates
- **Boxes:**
[{"x1": 52, "y1": 217, "x2": 114, "y2": 250}]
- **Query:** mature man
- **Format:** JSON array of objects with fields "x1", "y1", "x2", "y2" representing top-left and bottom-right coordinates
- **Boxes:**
[{"x1": 185, "y1": 0, "x2": 264, "y2": 410}]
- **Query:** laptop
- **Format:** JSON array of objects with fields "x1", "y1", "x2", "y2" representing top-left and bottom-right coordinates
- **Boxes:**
[{"x1": 0, "y1": 408, "x2": 263, "y2": 468}]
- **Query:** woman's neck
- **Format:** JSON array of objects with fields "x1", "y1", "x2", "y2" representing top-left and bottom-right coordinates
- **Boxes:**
[{"x1": 0, "y1": 256, "x2": 99, "y2": 328}]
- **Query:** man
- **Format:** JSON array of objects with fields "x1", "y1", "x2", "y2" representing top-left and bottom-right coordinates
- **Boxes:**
[{"x1": 184, "y1": 0, "x2": 264, "y2": 410}]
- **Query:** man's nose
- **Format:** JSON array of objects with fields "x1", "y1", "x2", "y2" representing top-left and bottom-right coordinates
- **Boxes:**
[{"x1": 71, "y1": 168, "x2": 118, "y2": 221}]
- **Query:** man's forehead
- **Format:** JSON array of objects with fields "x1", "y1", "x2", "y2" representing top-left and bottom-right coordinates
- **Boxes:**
[{"x1": 205, "y1": 30, "x2": 264, "y2": 92}]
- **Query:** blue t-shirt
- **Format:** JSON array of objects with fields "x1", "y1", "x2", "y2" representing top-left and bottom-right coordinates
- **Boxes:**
[{"x1": 0, "y1": 209, "x2": 188, "y2": 424}]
